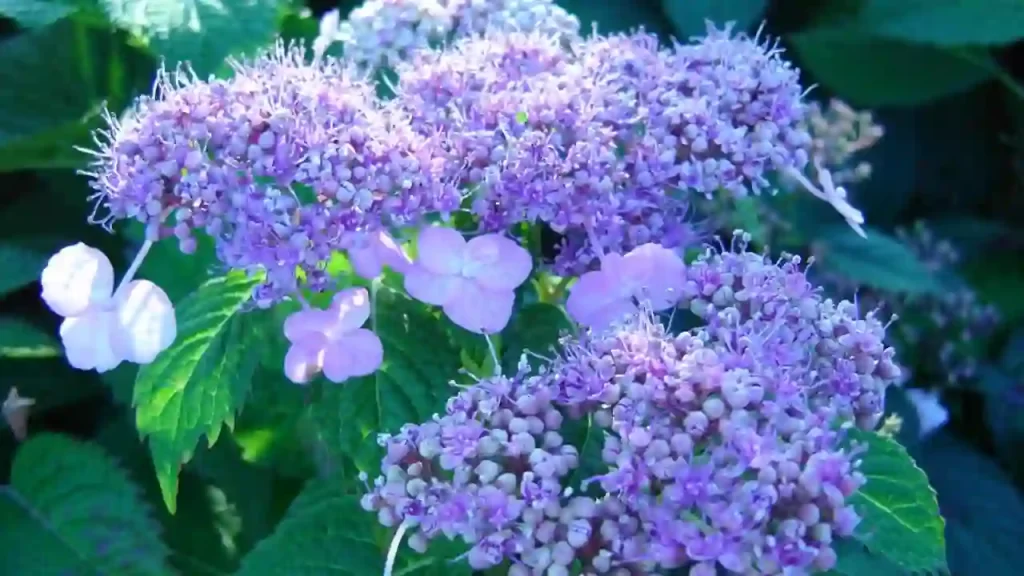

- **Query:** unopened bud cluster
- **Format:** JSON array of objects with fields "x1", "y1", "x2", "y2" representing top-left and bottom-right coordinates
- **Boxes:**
[
  {"x1": 363, "y1": 238, "x2": 901, "y2": 575},
  {"x1": 839, "y1": 222, "x2": 999, "y2": 387}
]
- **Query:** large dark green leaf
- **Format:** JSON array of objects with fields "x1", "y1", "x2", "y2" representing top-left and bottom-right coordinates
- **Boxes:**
[
  {"x1": 134, "y1": 270, "x2": 266, "y2": 513},
  {"x1": 847, "y1": 429, "x2": 947, "y2": 574},
  {"x1": 0, "y1": 242, "x2": 49, "y2": 297},
  {"x1": 911, "y1": 431, "x2": 1024, "y2": 576},
  {"x1": 0, "y1": 433, "x2": 172, "y2": 576},
  {"x1": 0, "y1": 316, "x2": 60, "y2": 359},
  {"x1": 853, "y1": 0, "x2": 1024, "y2": 47},
  {"x1": 235, "y1": 481, "x2": 383, "y2": 576},
  {"x1": 108, "y1": 0, "x2": 284, "y2": 77},
  {"x1": 661, "y1": 0, "x2": 767, "y2": 38},
  {"x1": 814, "y1": 224, "x2": 943, "y2": 295},
  {"x1": 556, "y1": 0, "x2": 674, "y2": 37},
  {"x1": 788, "y1": 27, "x2": 992, "y2": 107},
  {"x1": 500, "y1": 302, "x2": 572, "y2": 374}
]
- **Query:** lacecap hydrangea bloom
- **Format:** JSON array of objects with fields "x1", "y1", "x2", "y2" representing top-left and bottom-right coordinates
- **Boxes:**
[
  {"x1": 80, "y1": 42, "x2": 459, "y2": 307},
  {"x1": 394, "y1": 23, "x2": 814, "y2": 274},
  {"x1": 329, "y1": 0, "x2": 580, "y2": 70},
  {"x1": 362, "y1": 236, "x2": 901, "y2": 575}
]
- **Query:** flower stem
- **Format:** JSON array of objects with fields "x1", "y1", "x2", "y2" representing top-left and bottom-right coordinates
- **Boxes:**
[
  {"x1": 484, "y1": 333, "x2": 502, "y2": 377},
  {"x1": 112, "y1": 238, "x2": 154, "y2": 300},
  {"x1": 383, "y1": 521, "x2": 410, "y2": 576}
]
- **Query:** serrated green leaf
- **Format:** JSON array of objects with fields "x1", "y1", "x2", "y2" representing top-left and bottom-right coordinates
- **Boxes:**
[
  {"x1": 237, "y1": 479, "x2": 468, "y2": 576},
  {"x1": 788, "y1": 28, "x2": 993, "y2": 107},
  {"x1": 828, "y1": 538, "x2": 905, "y2": 576},
  {"x1": 309, "y1": 281, "x2": 462, "y2": 468},
  {"x1": 0, "y1": 316, "x2": 60, "y2": 359},
  {"x1": 847, "y1": 429, "x2": 947, "y2": 573},
  {"x1": 235, "y1": 481, "x2": 384, "y2": 576},
  {"x1": 854, "y1": 0, "x2": 1024, "y2": 47},
  {"x1": 134, "y1": 270, "x2": 266, "y2": 513},
  {"x1": 0, "y1": 433, "x2": 172, "y2": 576},
  {"x1": 106, "y1": 0, "x2": 284, "y2": 77},
  {"x1": 814, "y1": 224, "x2": 943, "y2": 295},
  {"x1": 662, "y1": 0, "x2": 767, "y2": 39},
  {"x1": 500, "y1": 302, "x2": 572, "y2": 374}
]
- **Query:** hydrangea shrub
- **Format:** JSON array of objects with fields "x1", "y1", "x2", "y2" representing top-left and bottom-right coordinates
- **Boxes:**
[{"x1": 27, "y1": 0, "x2": 949, "y2": 574}]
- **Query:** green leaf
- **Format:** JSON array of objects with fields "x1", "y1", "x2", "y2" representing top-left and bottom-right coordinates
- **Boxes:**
[
  {"x1": 853, "y1": 0, "x2": 1024, "y2": 47},
  {"x1": 309, "y1": 280, "x2": 462, "y2": 467},
  {"x1": 0, "y1": 433, "x2": 172, "y2": 576},
  {"x1": 661, "y1": 0, "x2": 767, "y2": 38},
  {"x1": 828, "y1": 538, "x2": 905, "y2": 576},
  {"x1": 788, "y1": 27, "x2": 993, "y2": 107},
  {"x1": 847, "y1": 429, "x2": 947, "y2": 573},
  {"x1": 108, "y1": 0, "x2": 284, "y2": 77},
  {"x1": 0, "y1": 243, "x2": 48, "y2": 297},
  {"x1": 134, "y1": 270, "x2": 266, "y2": 513},
  {"x1": 0, "y1": 0, "x2": 79, "y2": 29},
  {"x1": 237, "y1": 478, "x2": 468, "y2": 576},
  {"x1": 813, "y1": 224, "x2": 943, "y2": 295},
  {"x1": 500, "y1": 302, "x2": 572, "y2": 374},
  {"x1": 235, "y1": 480, "x2": 384, "y2": 576},
  {"x1": 0, "y1": 317, "x2": 60, "y2": 359},
  {"x1": 911, "y1": 431, "x2": 1024, "y2": 576}
]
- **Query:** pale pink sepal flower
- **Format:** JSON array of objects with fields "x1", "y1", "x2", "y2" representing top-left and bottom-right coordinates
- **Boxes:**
[
  {"x1": 283, "y1": 287, "x2": 384, "y2": 385},
  {"x1": 403, "y1": 226, "x2": 532, "y2": 334},
  {"x1": 348, "y1": 231, "x2": 412, "y2": 279},
  {"x1": 566, "y1": 243, "x2": 685, "y2": 330},
  {"x1": 40, "y1": 243, "x2": 176, "y2": 373}
]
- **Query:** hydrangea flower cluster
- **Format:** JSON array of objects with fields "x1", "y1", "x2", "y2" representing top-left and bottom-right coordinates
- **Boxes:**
[
  {"x1": 395, "y1": 24, "x2": 815, "y2": 273},
  {"x1": 327, "y1": 0, "x2": 581, "y2": 70},
  {"x1": 831, "y1": 222, "x2": 999, "y2": 388},
  {"x1": 81, "y1": 43, "x2": 459, "y2": 306},
  {"x1": 362, "y1": 236, "x2": 901, "y2": 575}
]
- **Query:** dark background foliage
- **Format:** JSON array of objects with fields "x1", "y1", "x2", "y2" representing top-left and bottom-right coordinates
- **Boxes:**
[{"x1": 1, "y1": 1, "x2": 1023, "y2": 574}]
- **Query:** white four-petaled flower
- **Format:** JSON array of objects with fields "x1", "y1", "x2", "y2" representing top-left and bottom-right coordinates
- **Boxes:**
[{"x1": 41, "y1": 243, "x2": 176, "y2": 372}]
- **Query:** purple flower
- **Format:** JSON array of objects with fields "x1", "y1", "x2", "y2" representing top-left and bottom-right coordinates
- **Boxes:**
[{"x1": 403, "y1": 226, "x2": 532, "y2": 334}]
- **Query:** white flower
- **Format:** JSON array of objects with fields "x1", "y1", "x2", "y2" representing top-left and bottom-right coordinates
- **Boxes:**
[
  {"x1": 40, "y1": 243, "x2": 176, "y2": 372},
  {"x1": 906, "y1": 388, "x2": 949, "y2": 440}
]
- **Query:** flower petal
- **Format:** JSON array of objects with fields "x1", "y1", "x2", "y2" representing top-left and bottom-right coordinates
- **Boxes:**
[
  {"x1": 443, "y1": 284, "x2": 515, "y2": 334},
  {"x1": 59, "y1": 310, "x2": 122, "y2": 373},
  {"x1": 41, "y1": 243, "x2": 115, "y2": 317},
  {"x1": 348, "y1": 244, "x2": 384, "y2": 280},
  {"x1": 375, "y1": 231, "x2": 412, "y2": 274},
  {"x1": 464, "y1": 234, "x2": 532, "y2": 291},
  {"x1": 404, "y1": 265, "x2": 464, "y2": 306},
  {"x1": 617, "y1": 243, "x2": 686, "y2": 310},
  {"x1": 284, "y1": 337, "x2": 327, "y2": 385},
  {"x1": 283, "y1": 308, "x2": 334, "y2": 343},
  {"x1": 110, "y1": 280, "x2": 177, "y2": 364},
  {"x1": 566, "y1": 270, "x2": 635, "y2": 329},
  {"x1": 325, "y1": 287, "x2": 372, "y2": 337},
  {"x1": 322, "y1": 328, "x2": 384, "y2": 382},
  {"x1": 416, "y1": 226, "x2": 465, "y2": 275}
]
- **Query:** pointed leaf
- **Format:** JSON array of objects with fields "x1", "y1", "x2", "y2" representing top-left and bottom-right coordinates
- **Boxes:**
[
  {"x1": 789, "y1": 27, "x2": 993, "y2": 107},
  {"x1": 134, "y1": 270, "x2": 266, "y2": 513},
  {"x1": 107, "y1": 0, "x2": 284, "y2": 77},
  {"x1": 814, "y1": 224, "x2": 944, "y2": 295},
  {"x1": 0, "y1": 433, "x2": 171, "y2": 575},
  {"x1": 309, "y1": 281, "x2": 462, "y2": 469},
  {"x1": 854, "y1": 0, "x2": 1024, "y2": 47},
  {"x1": 847, "y1": 429, "x2": 947, "y2": 573}
]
